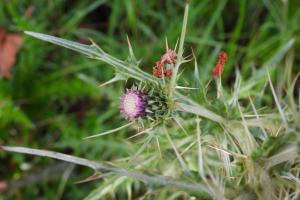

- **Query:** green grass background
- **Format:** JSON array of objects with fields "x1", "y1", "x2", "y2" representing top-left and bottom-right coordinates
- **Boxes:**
[{"x1": 0, "y1": 0, "x2": 299, "y2": 199}]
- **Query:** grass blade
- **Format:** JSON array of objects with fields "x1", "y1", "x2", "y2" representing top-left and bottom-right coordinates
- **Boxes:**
[
  {"x1": 267, "y1": 71, "x2": 289, "y2": 129},
  {"x1": 196, "y1": 117, "x2": 204, "y2": 177}
]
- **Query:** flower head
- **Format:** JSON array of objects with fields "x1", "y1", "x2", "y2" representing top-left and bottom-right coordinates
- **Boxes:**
[
  {"x1": 161, "y1": 49, "x2": 177, "y2": 64},
  {"x1": 153, "y1": 49, "x2": 177, "y2": 78},
  {"x1": 120, "y1": 88, "x2": 148, "y2": 120},
  {"x1": 211, "y1": 51, "x2": 228, "y2": 77},
  {"x1": 152, "y1": 61, "x2": 165, "y2": 78}
]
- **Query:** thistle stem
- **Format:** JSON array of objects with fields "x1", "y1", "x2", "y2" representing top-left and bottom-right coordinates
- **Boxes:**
[{"x1": 168, "y1": 2, "x2": 189, "y2": 101}]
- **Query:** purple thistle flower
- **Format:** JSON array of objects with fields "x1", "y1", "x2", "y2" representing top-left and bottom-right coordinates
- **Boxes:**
[{"x1": 120, "y1": 88, "x2": 148, "y2": 120}]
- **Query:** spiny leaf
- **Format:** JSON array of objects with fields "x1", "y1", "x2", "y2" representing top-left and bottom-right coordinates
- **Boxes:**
[
  {"x1": 1, "y1": 146, "x2": 210, "y2": 194},
  {"x1": 24, "y1": 31, "x2": 158, "y2": 83},
  {"x1": 176, "y1": 102, "x2": 225, "y2": 124}
]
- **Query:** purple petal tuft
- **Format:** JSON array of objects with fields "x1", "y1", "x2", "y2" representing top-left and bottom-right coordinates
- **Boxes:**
[{"x1": 120, "y1": 88, "x2": 148, "y2": 120}]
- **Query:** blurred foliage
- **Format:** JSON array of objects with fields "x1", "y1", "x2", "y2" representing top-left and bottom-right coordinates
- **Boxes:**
[{"x1": 0, "y1": 0, "x2": 299, "y2": 199}]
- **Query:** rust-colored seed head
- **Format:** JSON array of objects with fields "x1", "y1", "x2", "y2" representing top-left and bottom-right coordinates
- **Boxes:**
[
  {"x1": 152, "y1": 61, "x2": 165, "y2": 78},
  {"x1": 153, "y1": 49, "x2": 177, "y2": 78},
  {"x1": 161, "y1": 49, "x2": 177, "y2": 65},
  {"x1": 211, "y1": 51, "x2": 228, "y2": 77}
]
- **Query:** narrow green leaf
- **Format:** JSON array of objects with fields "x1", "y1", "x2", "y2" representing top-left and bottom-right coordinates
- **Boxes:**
[
  {"x1": 176, "y1": 102, "x2": 225, "y2": 124},
  {"x1": 267, "y1": 71, "x2": 289, "y2": 129}
]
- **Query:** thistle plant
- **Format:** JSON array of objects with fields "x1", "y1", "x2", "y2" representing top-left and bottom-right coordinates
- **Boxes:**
[{"x1": 2, "y1": 1, "x2": 300, "y2": 200}]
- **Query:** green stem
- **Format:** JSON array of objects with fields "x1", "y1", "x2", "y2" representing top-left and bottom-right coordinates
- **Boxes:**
[{"x1": 168, "y1": 2, "x2": 189, "y2": 100}]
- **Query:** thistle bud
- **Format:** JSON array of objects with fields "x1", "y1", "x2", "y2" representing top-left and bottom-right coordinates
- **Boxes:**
[
  {"x1": 120, "y1": 85, "x2": 169, "y2": 121},
  {"x1": 211, "y1": 51, "x2": 228, "y2": 77}
]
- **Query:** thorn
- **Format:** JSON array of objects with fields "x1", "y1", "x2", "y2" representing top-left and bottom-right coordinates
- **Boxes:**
[
  {"x1": 175, "y1": 86, "x2": 198, "y2": 90},
  {"x1": 173, "y1": 116, "x2": 188, "y2": 135},
  {"x1": 89, "y1": 38, "x2": 104, "y2": 53},
  {"x1": 84, "y1": 122, "x2": 134, "y2": 139},
  {"x1": 165, "y1": 37, "x2": 169, "y2": 50},
  {"x1": 98, "y1": 74, "x2": 125, "y2": 87},
  {"x1": 75, "y1": 172, "x2": 105, "y2": 184},
  {"x1": 174, "y1": 38, "x2": 179, "y2": 52},
  {"x1": 126, "y1": 35, "x2": 137, "y2": 62},
  {"x1": 127, "y1": 127, "x2": 152, "y2": 140},
  {"x1": 155, "y1": 136, "x2": 162, "y2": 158}
]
